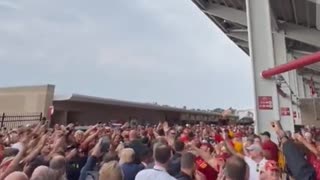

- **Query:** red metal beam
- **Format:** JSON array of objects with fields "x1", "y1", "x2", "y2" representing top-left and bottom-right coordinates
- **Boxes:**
[{"x1": 261, "y1": 51, "x2": 320, "y2": 78}]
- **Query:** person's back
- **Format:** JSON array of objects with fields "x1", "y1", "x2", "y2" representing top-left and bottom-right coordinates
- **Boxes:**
[
  {"x1": 128, "y1": 130, "x2": 147, "y2": 164},
  {"x1": 121, "y1": 163, "x2": 144, "y2": 180},
  {"x1": 135, "y1": 143, "x2": 176, "y2": 180},
  {"x1": 168, "y1": 153, "x2": 182, "y2": 176},
  {"x1": 175, "y1": 152, "x2": 196, "y2": 180},
  {"x1": 218, "y1": 156, "x2": 248, "y2": 180},
  {"x1": 99, "y1": 160, "x2": 123, "y2": 180},
  {"x1": 168, "y1": 140, "x2": 185, "y2": 176}
]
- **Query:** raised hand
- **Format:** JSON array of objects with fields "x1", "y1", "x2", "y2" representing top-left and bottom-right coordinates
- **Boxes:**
[{"x1": 163, "y1": 121, "x2": 169, "y2": 133}]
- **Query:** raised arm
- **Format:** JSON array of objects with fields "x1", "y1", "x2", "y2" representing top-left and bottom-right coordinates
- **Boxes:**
[
  {"x1": 0, "y1": 141, "x2": 27, "y2": 180},
  {"x1": 23, "y1": 134, "x2": 47, "y2": 163},
  {"x1": 296, "y1": 133, "x2": 320, "y2": 156},
  {"x1": 190, "y1": 145, "x2": 220, "y2": 171},
  {"x1": 224, "y1": 137, "x2": 244, "y2": 159}
]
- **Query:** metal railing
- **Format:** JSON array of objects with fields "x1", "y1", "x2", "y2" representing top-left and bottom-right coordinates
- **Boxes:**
[{"x1": 0, "y1": 112, "x2": 43, "y2": 129}]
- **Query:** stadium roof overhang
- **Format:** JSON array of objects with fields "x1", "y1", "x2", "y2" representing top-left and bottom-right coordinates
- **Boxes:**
[
  {"x1": 192, "y1": 0, "x2": 320, "y2": 59},
  {"x1": 192, "y1": 0, "x2": 320, "y2": 89},
  {"x1": 54, "y1": 94, "x2": 238, "y2": 118}
]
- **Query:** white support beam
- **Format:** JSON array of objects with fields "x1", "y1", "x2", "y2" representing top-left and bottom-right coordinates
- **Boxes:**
[
  {"x1": 227, "y1": 31, "x2": 248, "y2": 41},
  {"x1": 316, "y1": 0, "x2": 320, "y2": 30},
  {"x1": 274, "y1": 32, "x2": 294, "y2": 132},
  {"x1": 291, "y1": 49, "x2": 313, "y2": 58},
  {"x1": 282, "y1": 23, "x2": 320, "y2": 48},
  {"x1": 246, "y1": 0, "x2": 282, "y2": 135},
  {"x1": 234, "y1": 40, "x2": 249, "y2": 48},
  {"x1": 201, "y1": 3, "x2": 320, "y2": 47},
  {"x1": 270, "y1": 9, "x2": 279, "y2": 31},
  {"x1": 204, "y1": 3, "x2": 247, "y2": 26}
]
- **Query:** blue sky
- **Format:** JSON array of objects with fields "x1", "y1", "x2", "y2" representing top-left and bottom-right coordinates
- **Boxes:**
[{"x1": 0, "y1": 0, "x2": 253, "y2": 109}]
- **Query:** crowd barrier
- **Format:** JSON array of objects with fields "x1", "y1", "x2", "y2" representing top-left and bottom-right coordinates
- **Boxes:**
[{"x1": 0, "y1": 112, "x2": 43, "y2": 129}]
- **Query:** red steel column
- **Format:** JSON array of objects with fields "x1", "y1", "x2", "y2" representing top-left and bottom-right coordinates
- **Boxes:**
[{"x1": 261, "y1": 51, "x2": 320, "y2": 78}]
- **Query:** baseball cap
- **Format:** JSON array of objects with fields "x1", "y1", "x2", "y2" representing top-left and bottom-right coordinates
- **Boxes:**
[
  {"x1": 246, "y1": 144, "x2": 263, "y2": 152},
  {"x1": 260, "y1": 131, "x2": 271, "y2": 138}
]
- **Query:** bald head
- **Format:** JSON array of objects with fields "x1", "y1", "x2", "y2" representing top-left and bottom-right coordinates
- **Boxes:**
[
  {"x1": 30, "y1": 166, "x2": 49, "y2": 180},
  {"x1": 5, "y1": 172, "x2": 28, "y2": 180},
  {"x1": 224, "y1": 156, "x2": 248, "y2": 180},
  {"x1": 50, "y1": 155, "x2": 66, "y2": 175}
]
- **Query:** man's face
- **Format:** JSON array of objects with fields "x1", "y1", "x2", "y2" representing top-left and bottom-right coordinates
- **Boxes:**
[
  {"x1": 169, "y1": 130, "x2": 176, "y2": 138},
  {"x1": 254, "y1": 138, "x2": 261, "y2": 145},
  {"x1": 261, "y1": 135, "x2": 268, "y2": 142},
  {"x1": 75, "y1": 133, "x2": 84, "y2": 143},
  {"x1": 248, "y1": 149, "x2": 260, "y2": 158}
]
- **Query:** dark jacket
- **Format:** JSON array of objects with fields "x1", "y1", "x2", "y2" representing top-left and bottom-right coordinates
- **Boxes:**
[
  {"x1": 167, "y1": 153, "x2": 182, "y2": 176},
  {"x1": 282, "y1": 140, "x2": 316, "y2": 180},
  {"x1": 127, "y1": 139, "x2": 147, "y2": 164},
  {"x1": 79, "y1": 156, "x2": 98, "y2": 180},
  {"x1": 121, "y1": 163, "x2": 144, "y2": 180},
  {"x1": 175, "y1": 171, "x2": 193, "y2": 180}
]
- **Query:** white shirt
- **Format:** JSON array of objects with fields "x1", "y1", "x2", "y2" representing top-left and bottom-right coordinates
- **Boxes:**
[
  {"x1": 135, "y1": 164, "x2": 176, "y2": 180},
  {"x1": 11, "y1": 142, "x2": 23, "y2": 152},
  {"x1": 244, "y1": 156, "x2": 267, "y2": 180}
]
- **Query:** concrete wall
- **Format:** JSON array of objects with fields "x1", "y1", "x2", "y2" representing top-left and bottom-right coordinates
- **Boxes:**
[
  {"x1": 0, "y1": 85, "x2": 55, "y2": 116},
  {"x1": 52, "y1": 101, "x2": 180, "y2": 125},
  {"x1": 300, "y1": 99, "x2": 320, "y2": 126}
]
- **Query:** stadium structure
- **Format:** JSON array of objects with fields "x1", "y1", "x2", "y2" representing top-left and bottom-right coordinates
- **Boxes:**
[{"x1": 191, "y1": 0, "x2": 320, "y2": 133}]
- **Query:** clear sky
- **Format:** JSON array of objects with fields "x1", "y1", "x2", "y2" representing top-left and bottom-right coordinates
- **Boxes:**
[{"x1": 0, "y1": 0, "x2": 253, "y2": 109}]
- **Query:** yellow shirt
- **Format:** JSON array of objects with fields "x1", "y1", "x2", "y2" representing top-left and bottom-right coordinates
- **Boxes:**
[
  {"x1": 233, "y1": 141, "x2": 243, "y2": 154},
  {"x1": 278, "y1": 151, "x2": 285, "y2": 170},
  {"x1": 228, "y1": 130, "x2": 234, "y2": 138}
]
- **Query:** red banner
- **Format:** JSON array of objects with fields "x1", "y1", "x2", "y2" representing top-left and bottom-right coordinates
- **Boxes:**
[
  {"x1": 280, "y1": 107, "x2": 290, "y2": 116},
  {"x1": 258, "y1": 96, "x2": 273, "y2": 110}
]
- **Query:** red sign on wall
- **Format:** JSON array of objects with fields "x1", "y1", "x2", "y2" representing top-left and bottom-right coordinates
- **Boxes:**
[
  {"x1": 281, "y1": 107, "x2": 290, "y2": 116},
  {"x1": 293, "y1": 111, "x2": 297, "y2": 118},
  {"x1": 258, "y1": 96, "x2": 273, "y2": 110}
]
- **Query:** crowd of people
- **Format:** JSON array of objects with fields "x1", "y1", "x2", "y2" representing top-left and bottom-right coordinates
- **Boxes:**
[{"x1": 0, "y1": 119, "x2": 320, "y2": 180}]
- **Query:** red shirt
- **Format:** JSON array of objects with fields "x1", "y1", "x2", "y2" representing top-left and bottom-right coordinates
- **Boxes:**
[
  {"x1": 195, "y1": 156, "x2": 218, "y2": 180},
  {"x1": 262, "y1": 140, "x2": 278, "y2": 161},
  {"x1": 214, "y1": 134, "x2": 223, "y2": 143},
  {"x1": 307, "y1": 153, "x2": 320, "y2": 180}
]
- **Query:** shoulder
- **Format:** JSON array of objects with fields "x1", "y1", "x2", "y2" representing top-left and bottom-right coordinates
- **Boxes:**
[
  {"x1": 136, "y1": 168, "x2": 153, "y2": 175},
  {"x1": 244, "y1": 156, "x2": 253, "y2": 163}
]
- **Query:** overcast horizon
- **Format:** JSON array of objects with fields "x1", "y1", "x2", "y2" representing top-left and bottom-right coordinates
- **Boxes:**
[{"x1": 0, "y1": 0, "x2": 253, "y2": 110}]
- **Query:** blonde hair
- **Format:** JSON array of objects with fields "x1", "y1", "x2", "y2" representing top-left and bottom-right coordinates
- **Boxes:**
[
  {"x1": 119, "y1": 148, "x2": 135, "y2": 165},
  {"x1": 99, "y1": 161, "x2": 123, "y2": 180}
]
